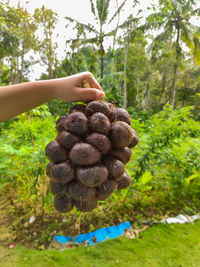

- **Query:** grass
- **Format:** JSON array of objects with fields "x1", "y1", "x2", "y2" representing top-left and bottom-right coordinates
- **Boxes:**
[{"x1": 1, "y1": 221, "x2": 200, "y2": 267}]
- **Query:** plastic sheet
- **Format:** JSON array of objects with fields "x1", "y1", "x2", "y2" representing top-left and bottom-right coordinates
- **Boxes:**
[
  {"x1": 51, "y1": 221, "x2": 132, "y2": 248},
  {"x1": 160, "y1": 214, "x2": 200, "y2": 224}
]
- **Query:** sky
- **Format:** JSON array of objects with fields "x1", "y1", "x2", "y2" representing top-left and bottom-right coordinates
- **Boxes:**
[
  {"x1": 8, "y1": 0, "x2": 153, "y2": 80},
  {"x1": 8, "y1": 0, "x2": 200, "y2": 81}
]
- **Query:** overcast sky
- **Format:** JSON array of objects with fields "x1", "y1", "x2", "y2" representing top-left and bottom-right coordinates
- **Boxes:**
[{"x1": 8, "y1": 0, "x2": 200, "y2": 80}]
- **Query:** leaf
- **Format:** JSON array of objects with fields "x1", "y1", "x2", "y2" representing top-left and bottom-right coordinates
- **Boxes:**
[
  {"x1": 90, "y1": 0, "x2": 98, "y2": 20},
  {"x1": 108, "y1": 0, "x2": 127, "y2": 25},
  {"x1": 96, "y1": 0, "x2": 110, "y2": 23},
  {"x1": 69, "y1": 37, "x2": 98, "y2": 50},
  {"x1": 65, "y1": 16, "x2": 98, "y2": 35},
  {"x1": 140, "y1": 171, "x2": 153, "y2": 185},
  {"x1": 185, "y1": 171, "x2": 200, "y2": 185}
]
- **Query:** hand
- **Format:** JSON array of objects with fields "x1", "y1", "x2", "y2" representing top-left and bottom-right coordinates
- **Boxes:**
[{"x1": 53, "y1": 72, "x2": 105, "y2": 102}]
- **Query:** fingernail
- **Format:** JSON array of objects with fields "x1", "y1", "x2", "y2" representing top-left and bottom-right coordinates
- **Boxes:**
[{"x1": 97, "y1": 91, "x2": 105, "y2": 98}]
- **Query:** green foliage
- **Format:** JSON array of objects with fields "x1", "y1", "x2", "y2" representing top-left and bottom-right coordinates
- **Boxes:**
[{"x1": 0, "y1": 105, "x2": 56, "y2": 213}]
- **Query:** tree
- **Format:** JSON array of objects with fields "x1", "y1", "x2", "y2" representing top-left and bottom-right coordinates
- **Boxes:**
[
  {"x1": 34, "y1": 6, "x2": 58, "y2": 79},
  {"x1": 16, "y1": 5, "x2": 38, "y2": 82},
  {"x1": 147, "y1": 0, "x2": 200, "y2": 109},
  {"x1": 65, "y1": 0, "x2": 128, "y2": 78}
]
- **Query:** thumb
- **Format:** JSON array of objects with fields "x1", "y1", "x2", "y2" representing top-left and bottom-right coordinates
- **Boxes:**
[{"x1": 76, "y1": 88, "x2": 105, "y2": 102}]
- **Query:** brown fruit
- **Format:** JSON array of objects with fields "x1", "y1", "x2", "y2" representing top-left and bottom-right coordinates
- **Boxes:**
[
  {"x1": 113, "y1": 108, "x2": 131, "y2": 125},
  {"x1": 129, "y1": 129, "x2": 139, "y2": 148},
  {"x1": 69, "y1": 143, "x2": 101, "y2": 166},
  {"x1": 69, "y1": 104, "x2": 86, "y2": 114},
  {"x1": 108, "y1": 103, "x2": 117, "y2": 122},
  {"x1": 86, "y1": 100, "x2": 110, "y2": 117},
  {"x1": 77, "y1": 165, "x2": 108, "y2": 187},
  {"x1": 68, "y1": 182, "x2": 96, "y2": 201},
  {"x1": 97, "y1": 180, "x2": 117, "y2": 200},
  {"x1": 117, "y1": 172, "x2": 131, "y2": 189},
  {"x1": 49, "y1": 179, "x2": 67, "y2": 196},
  {"x1": 46, "y1": 162, "x2": 54, "y2": 178},
  {"x1": 90, "y1": 112, "x2": 111, "y2": 135},
  {"x1": 56, "y1": 116, "x2": 66, "y2": 133},
  {"x1": 53, "y1": 195, "x2": 74, "y2": 213},
  {"x1": 108, "y1": 147, "x2": 132, "y2": 164},
  {"x1": 109, "y1": 121, "x2": 133, "y2": 149},
  {"x1": 52, "y1": 161, "x2": 74, "y2": 184},
  {"x1": 56, "y1": 131, "x2": 81, "y2": 150},
  {"x1": 86, "y1": 133, "x2": 111, "y2": 154},
  {"x1": 103, "y1": 156, "x2": 124, "y2": 180},
  {"x1": 75, "y1": 196, "x2": 98, "y2": 212},
  {"x1": 45, "y1": 141, "x2": 68, "y2": 163},
  {"x1": 64, "y1": 112, "x2": 89, "y2": 136}
]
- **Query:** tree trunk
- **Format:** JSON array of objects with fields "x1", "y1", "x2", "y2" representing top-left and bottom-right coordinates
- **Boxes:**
[
  {"x1": 14, "y1": 57, "x2": 19, "y2": 84},
  {"x1": 171, "y1": 26, "x2": 180, "y2": 109},
  {"x1": 123, "y1": 24, "x2": 132, "y2": 109},
  {"x1": 10, "y1": 59, "x2": 14, "y2": 84},
  {"x1": 100, "y1": 39, "x2": 104, "y2": 79},
  {"x1": 171, "y1": 63, "x2": 177, "y2": 109},
  {"x1": 110, "y1": 0, "x2": 120, "y2": 81},
  {"x1": 20, "y1": 43, "x2": 25, "y2": 83},
  {"x1": 99, "y1": 24, "x2": 104, "y2": 79},
  {"x1": 160, "y1": 72, "x2": 167, "y2": 110},
  {"x1": 123, "y1": 44, "x2": 128, "y2": 109},
  {"x1": 142, "y1": 73, "x2": 149, "y2": 111},
  {"x1": 136, "y1": 65, "x2": 140, "y2": 104}
]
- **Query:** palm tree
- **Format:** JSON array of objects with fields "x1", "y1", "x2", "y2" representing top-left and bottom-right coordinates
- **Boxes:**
[
  {"x1": 65, "y1": 0, "x2": 127, "y2": 78},
  {"x1": 147, "y1": 0, "x2": 200, "y2": 109}
]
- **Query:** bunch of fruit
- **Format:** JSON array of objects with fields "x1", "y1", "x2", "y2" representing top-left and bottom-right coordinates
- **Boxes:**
[{"x1": 45, "y1": 100, "x2": 139, "y2": 212}]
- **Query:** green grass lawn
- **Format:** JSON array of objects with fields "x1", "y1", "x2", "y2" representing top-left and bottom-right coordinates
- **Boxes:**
[{"x1": 1, "y1": 221, "x2": 200, "y2": 267}]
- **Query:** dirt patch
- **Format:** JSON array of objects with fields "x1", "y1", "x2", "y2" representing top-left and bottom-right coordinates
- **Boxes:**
[{"x1": 0, "y1": 197, "x2": 15, "y2": 247}]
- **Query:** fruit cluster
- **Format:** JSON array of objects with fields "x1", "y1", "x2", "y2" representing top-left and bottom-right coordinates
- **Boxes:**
[{"x1": 45, "y1": 100, "x2": 139, "y2": 212}]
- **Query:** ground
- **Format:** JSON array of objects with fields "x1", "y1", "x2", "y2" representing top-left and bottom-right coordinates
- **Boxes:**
[{"x1": 1, "y1": 197, "x2": 200, "y2": 266}]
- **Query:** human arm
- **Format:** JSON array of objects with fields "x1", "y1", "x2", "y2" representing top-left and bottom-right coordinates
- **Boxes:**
[{"x1": 0, "y1": 72, "x2": 104, "y2": 122}]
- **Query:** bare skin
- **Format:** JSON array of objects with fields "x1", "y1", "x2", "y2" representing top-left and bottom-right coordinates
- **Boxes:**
[{"x1": 0, "y1": 72, "x2": 104, "y2": 122}]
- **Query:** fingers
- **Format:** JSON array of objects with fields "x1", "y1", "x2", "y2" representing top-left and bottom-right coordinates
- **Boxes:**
[
  {"x1": 81, "y1": 72, "x2": 102, "y2": 90},
  {"x1": 75, "y1": 87, "x2": 105, "y2": 102}
]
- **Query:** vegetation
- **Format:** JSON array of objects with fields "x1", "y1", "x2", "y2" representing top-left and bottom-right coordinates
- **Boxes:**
[{"x1": 0, "y1": 0, "x2": 200, "y2": 250}]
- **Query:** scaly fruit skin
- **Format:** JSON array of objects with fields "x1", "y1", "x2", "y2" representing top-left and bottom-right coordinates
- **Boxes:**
[
  {"x1": 56, "y1": 131, "x2": 81, "y2": 150},
  {"x1": 56, "y1": 116, "x2": 66, "y2": 133},
  {"x1": 86, "y1": 133, "x2": 111, "y2": 154},
  {"x1": 109, "y1": 121, "x2": 133, "y2": 149},
  {"x1": 129, "y1": 128, "x2": 139, "y2": 148},
  {"x1": 64, "y1": 112, "x2": 89, "y2": 136},
  {"x1": 49, "y1": 179, "x2": 67, "y2": 196},
  {"x1": 45, "y1": 141, "x2": 68, "y2": 163},
  {"x1": 68, "y1": 182, "x2": 96, "y2": 201},
  {"x1": 113, "y1": 108, "x2": 131, "y2": 125},
  {"x1": 75, "y1": 196, "x2": 98, "y2": 212},
  {"x1": 51, "y1": 161, "x2": 74, "y2": 184},
  {"x1": 103, "y1": 156, "x2": 124, "y2": 180},
  {"x1": 69, "y1": 143, "x2": 101, "y2": 166},
  {"x1": 69, "y1": 104, "x2": 86, "y2": 114},
  {"x1": 86, "y1": 100, "x2": 110, "y2": 117},
  {"x1": 108, "y1": 147, "x2": 132, "y2": 164},
  {"x1": 97, "y1": 180, "x2": 117, "y2": 200},
  {"x1": 117, "y1": 172, "x2": 131, "y2": 189},
  {"x1": 53, "y1": 195, "x2": 74, "y2": 213},
  {"x1": 77, "y1": 165, "x2": 108, "y2": 187},
  {"x1": 45, "y1": 100, "x2": 139, "y2": 213},
  {"x1": 90, "y1": 112, "x2": 111, "y2": 135}
]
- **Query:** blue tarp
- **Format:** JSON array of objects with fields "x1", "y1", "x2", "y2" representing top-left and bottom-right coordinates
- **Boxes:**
[{"x1": 53, "y1": 221, "x2": 132, "y2": 246}]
